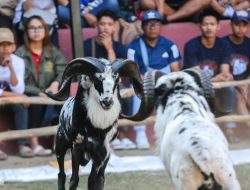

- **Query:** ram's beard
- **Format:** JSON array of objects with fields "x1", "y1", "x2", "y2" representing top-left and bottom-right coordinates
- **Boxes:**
[{"x1": 85, "y1": 87, "x2": 121, "y2": 129}]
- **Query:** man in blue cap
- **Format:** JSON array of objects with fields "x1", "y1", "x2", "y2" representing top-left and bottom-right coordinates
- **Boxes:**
[
  {"x1": 223, "y1": 10, "x2": 250, "y2": 130},
  {"x1": 127, "y1": 9, "x2": 181, "y2": 149}
]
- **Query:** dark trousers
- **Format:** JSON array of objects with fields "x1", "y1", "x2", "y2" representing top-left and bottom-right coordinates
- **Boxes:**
[
  {"x1": 57, "y1": 0, "x2": 120, "y2": 27},
  {"x1": 0, "y1": 104, "x2": 29, "y2": 145},
  {"x1": 28, "y1": 105, "x2": 61, "y2": 128}
]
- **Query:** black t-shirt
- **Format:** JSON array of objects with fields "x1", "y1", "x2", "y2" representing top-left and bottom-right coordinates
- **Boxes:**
[
  {"x1": 184, "y1": 36, "x2": 231, "y2": 77},
  {"x1": 223, "y1": 36, "x2": 250, "y2": 80},
  {"x1": 83, "y1": 38, "x2": 127, "y2": 59}
]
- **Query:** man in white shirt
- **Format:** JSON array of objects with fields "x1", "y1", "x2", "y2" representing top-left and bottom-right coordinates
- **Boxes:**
[{"x1": 0, "y1": 28, "x2": 34, "y2": 160}]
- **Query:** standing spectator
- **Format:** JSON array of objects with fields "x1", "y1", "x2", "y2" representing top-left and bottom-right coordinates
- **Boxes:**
[
  {"x1": 211, "y1": 0, "x2": 250, "y2": 18},
  {"x1": 83, "y1": 10, "x2": 136, "y2": 150},
  {"x1": 57, "y1": 0, "x2": 120, "y2": 28},
  {"x1": 223, "y1": 10, "x2": 250, "y2": 127},
  {"x1": 127, "y1": 10, "x2": 181, "y2": 149},
  {"x1": 15, "y1": 16, "x2": 67, "y2": 156},
  {"x1": 0, "y1": 0, "x2": 18, "y2": 28},
  {"x1": 184, "y1": 9, "x2": 239, "y2": 143},
  {"x1": 140, "y1": 0, "x2": 211, "y2": 23},
  {"x1": 0, "y1": 28, "x2": 34, "y2": 160}
]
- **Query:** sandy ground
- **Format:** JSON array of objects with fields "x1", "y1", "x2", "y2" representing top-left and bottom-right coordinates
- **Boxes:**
[{"x1": 0, "y1": 125, "x2": 250, "y2": 169}]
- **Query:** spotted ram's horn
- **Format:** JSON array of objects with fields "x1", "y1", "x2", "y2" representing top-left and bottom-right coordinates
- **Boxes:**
[
  {"x1": 46, "y1": 57, "x2": 105, "y2": 101},
  {"x1": 183, "y1": 69, "x2": 215, "y2": 110},
  {"x1": 120, "y1": 70, "x2": 165, "y2": 121}
]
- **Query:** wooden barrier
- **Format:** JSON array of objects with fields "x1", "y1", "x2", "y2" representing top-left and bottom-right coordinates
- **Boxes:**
[
  {"x1": 0, "y1": 115, "x2": 249, "y2": 142},
  {"x1": 0, "y1": 78, "x2": 250, "y2": 142},
  {"x1": 213, "y1": 79, "x2": 250, "y2": 89},
  {"x1": 0, "y1": 79, "x2": 250, "y2": 105}
]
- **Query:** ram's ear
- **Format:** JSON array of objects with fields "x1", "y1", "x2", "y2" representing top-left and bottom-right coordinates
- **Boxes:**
[{"x1": 155, "y1": 83, "x2": 167, "y2": 97}]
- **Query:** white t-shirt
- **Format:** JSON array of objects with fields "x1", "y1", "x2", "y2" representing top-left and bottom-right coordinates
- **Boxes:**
[
  {"x1": 0, "y1": 54, "x2": 25, "y2": 96},
  {"x1": 13, "y1": 0, "x2": 56, "y2": 24}
]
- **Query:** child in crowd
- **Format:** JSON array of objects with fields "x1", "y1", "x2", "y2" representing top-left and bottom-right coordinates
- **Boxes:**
[{"x1": 0, "y1": 28, "x2": 34, "y2": 160}]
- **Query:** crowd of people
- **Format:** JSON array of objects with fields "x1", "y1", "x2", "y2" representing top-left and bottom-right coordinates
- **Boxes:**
[{"x1": 0, "y1": 0, "x2": 249, "y2": 160}]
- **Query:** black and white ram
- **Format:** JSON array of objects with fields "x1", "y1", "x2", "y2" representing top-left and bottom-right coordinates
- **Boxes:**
[
  {"x1": 47, "y1": 57, "x2": 143, "y2": 190},
  {"x1": 133, "y1": 69, "x2": 241, "y2": 190}
]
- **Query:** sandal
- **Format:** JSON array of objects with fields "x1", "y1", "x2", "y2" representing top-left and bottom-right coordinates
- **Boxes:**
[
  {"x1": 0, "y1": 150, "x2": 8, "y2": 161},
  {"x1": 19, "y1": 145, "x2": 34, "y2": 158},
  {"x1": 33, "y1": 145, "x2": 52, "y2": 157}
]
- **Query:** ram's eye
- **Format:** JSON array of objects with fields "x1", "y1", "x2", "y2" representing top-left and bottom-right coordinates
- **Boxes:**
[{"x1": 112, "y1": 73, "x2": 118, "y2": 80}]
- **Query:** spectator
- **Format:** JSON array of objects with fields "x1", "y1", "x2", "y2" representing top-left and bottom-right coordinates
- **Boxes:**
[
  {"x1": 0, "y1": 0, "x2": 18, "y2": 28},
  {"x1": 57, "y1": 0, "x2": 120, "y2": 28},
  {"x1": 223, "y1": 10, "x2": 250, "y2": 128},
  {"x1": 15, "y1": 15, "x2": 67, "y2": 156},
  {"x1": 140, "y1": 0, "x2": 211, "y2": 23},
  {"x1": 0, "y1": 28, "x2": 34, "y2": 160},
  {"x1": 117, "y1": 0, "x2": 138, "y2": 22},
  {"x1": 83, "y1": 10, "x2": 136, "y2": 150},
  {"x1": 127, "y1": 10, "x2": 181, "y2": 149},
  {"x1": 13, "y1": 0, "x2": 58, "y2": 46},
  {"x1": 211, "y1": 0, "x2": 250, "y2": 18},
  {"x1": 183, "y1": 9, "x2": 239, "y2": 143}
]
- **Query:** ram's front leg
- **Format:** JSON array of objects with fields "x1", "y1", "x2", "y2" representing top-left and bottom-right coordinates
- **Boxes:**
[
  {"x1": 56, "y1": 135, "x2": 69, "y2": 190},
  {"x1": 88, "y1": 155, "x2": 110, "y2": 190},
  {"x1": 69, "y1": 145, "x2": 81, "y2": 190}
]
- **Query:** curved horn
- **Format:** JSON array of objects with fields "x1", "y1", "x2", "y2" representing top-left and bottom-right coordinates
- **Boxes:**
[
  {"x1": 62, "y1": 57, "x2": 105, "y2": 80},
  {"x1": 112, "y1": 59, "x2": 143, "y2": 98},
  {"x1": 47, "y1": 57, "x2": 105, "y2": 101},
  {"x1": 120, "y1": 70, "x2": 165, "y2": 121},
  {"x1": 46, "y1": 77, "x2": 72, "y2": 101},
  {"x1": 183, "y1": 69, "x2": 214, "y2": 110}
]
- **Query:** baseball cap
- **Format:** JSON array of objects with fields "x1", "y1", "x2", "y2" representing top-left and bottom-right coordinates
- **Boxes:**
[
  {"x1": 231, "y1": 10, "x2": 249, "y2": 23},
  {"x1": 142, "y1": 10, "x2": 162, "y2": 22},
  {"x1": 0, "y1": 28, "x2": 15, "y2": 44}
]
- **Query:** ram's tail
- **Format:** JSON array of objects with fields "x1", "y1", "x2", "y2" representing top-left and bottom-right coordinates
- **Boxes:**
[{"x1": 190, "y1": 137, "x2": 241, "y2": 190}]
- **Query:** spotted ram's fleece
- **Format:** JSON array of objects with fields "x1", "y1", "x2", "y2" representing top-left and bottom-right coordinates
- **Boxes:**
[{"x1": 152, "y1": 72, "x2": 241, "y2": 190}]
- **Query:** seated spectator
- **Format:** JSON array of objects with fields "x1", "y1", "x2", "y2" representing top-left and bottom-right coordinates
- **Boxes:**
[
  {"x1": 223, "y1": 10, "x2": 250, "y2": 128},
  {"x1": 211, "y1": 0, "x2": 250, "y2": 18},
  {"x1": 13, "y1": 0, "x2": 58, "y2": 46},
  {"x1": 15, "y1": 16, "x2": 67, "y2": 156},
  {"x1": 83, "y1": 10, "x2": 127, "y2": 60},
  {"x1": 82, "y1": 9, "x2": 136, "y2": 149},
  {"x1": 0, "y1": 28, "x2": 34, "y2": 160},
  {"x1": 183, "y1": 9, "x2": 239, "y2": 143},
  {"x1": 0, "y1": 0, "x2": 18, "y2": 28},
  {"x1": 57, "y1": 0, "x2": 120, "y2": 28},
  {"x1": 140, "y1": 0, "x2": 211, "y2": 23},
  {"x1": 127, "y1": 10, "x2": 181, "y2": 149}
]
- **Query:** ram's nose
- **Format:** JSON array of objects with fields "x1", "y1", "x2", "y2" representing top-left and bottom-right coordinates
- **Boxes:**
[{"x1": 101, "y1": 97, "x2": 114, "y2": 109}]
